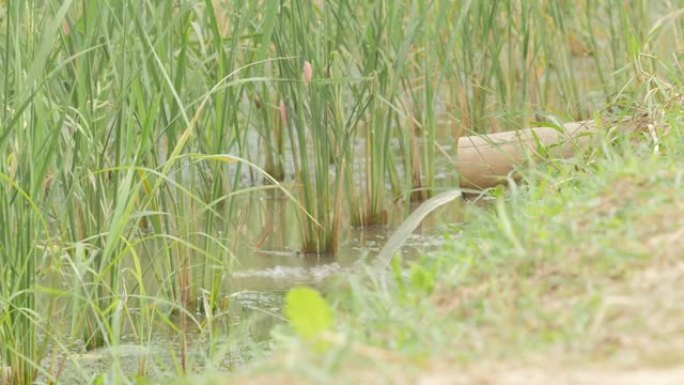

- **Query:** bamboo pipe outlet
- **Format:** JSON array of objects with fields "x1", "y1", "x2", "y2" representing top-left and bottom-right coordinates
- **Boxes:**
[{"x1": 456, "y1": 120, "x2": 597, "y2": 189}]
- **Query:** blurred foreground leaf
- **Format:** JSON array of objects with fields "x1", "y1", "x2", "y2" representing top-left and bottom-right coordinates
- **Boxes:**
[{"x1": 285, "y1": 287, "x2": 334, "y2": 340}]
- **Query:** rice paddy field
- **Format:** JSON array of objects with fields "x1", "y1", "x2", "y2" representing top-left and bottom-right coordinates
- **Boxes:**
[{"x1": 1, "y1": 1, "x2": 683, "y2": 384}]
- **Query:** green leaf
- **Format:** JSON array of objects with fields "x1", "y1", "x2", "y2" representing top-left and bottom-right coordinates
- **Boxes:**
[{"x1": 284, "y1": 287, "x2": 334, "y2": 340}]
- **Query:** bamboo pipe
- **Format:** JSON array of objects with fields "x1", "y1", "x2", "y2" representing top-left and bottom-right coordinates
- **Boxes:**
[{"x1": 456, "y1": 120, "x2": 597, "y2": 189}]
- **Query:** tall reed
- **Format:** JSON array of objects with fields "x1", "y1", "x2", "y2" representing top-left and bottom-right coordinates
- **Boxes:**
[
  {"x1": 0, "y1": 2, "x2": 73, "y2": 383},
  {"x1": 273, "y1": 2, "x2": 337, "y2": 253}
]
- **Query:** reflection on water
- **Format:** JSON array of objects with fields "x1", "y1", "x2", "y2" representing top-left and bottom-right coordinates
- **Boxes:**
[{"x1": 226, "y1": 189, "x2": 465, "y2": 292}]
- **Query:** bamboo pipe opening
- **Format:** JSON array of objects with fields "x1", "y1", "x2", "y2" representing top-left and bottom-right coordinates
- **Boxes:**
[{"x1": 456, "y1": 121, "x2": 597, "y2": 189}]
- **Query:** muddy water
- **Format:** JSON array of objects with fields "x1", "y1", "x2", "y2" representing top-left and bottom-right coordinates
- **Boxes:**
[
  {"x1": 220, "y1": 189, "x2": 467, "y2": 343},
  {"x1": 48, "y1": 188, "x2": 468, "y2": 383},
  {"x1": 228, "y1": 189, "x2": 465, "y2": 289}
]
